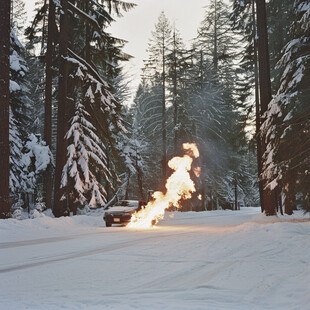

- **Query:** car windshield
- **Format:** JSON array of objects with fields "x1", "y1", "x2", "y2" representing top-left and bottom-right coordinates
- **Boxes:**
[{"x1": 114, "y1": 200, "x2": 138, "y2": 207}]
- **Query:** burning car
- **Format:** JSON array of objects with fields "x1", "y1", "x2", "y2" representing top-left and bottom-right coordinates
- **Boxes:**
[
  {"x1": 103, "y1": 200, "x2": 146, "y2": 227},
  {"x1": 104, "y1": 143, "x2": 199, "y2": 228}
]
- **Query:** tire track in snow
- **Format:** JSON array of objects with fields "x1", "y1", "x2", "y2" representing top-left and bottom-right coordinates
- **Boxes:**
[
  {"x1": 0, "y1": 232, "x2": 105, "y2": 249},
  {"x1": 0, "y1": 220, "x2": 201, "y2": 250},
  {"x1": 0, "y1": 227, "x2": 141, "y2": 249},
  {"x1": 0, "y1": 230, "x2": 194, "y2": 274}
]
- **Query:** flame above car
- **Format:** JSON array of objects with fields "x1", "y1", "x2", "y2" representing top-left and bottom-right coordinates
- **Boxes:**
[{"x1": 127, "y1": 143, "x2": 200, "y2": 229}]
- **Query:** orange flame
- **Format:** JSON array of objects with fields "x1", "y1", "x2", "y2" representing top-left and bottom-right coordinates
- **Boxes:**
[{"x1": 127, "y1": 143, "x2": 200, "y2": 229}]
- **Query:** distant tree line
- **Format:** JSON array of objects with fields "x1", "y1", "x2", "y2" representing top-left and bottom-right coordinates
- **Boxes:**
[{"x1": 127, "y1": 0, "x2": 310, "y2": 214}]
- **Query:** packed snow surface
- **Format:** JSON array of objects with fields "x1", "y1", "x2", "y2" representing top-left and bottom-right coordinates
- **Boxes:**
[{"x1": 0, "y1": 208, "x2": 310, "y2": 310}]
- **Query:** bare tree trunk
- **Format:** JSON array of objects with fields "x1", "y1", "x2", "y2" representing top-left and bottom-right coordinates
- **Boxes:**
[
  {"x1": 284, "y1": 181, "x2": 295, "y2": 215},
  {"x1": 135, "y1": 149, "x2": 144, "y2": 201},
  {"x1": 201, "y1": 182, "x2": 206, "y2": 211},
  {"x1": 172, "y1": 30, "x2": 178, "y2": 154},
  {"x1": 73, "y1": 201, "x2": 78, "y2": 216},
  {"x1": 125, "y1": 171, "x2": 130, "y2": 200},
  {"x1": 44, "y1": 0, "x2": 55, "y2": 147},
  {"x1": 43, "y1": 0, "x2": 56, "y2": 211},
  {"x1": 53, "y1": 0, "x2": 68, "y2": 217},
  {"x1": 256, "y1": 0, "x2": 277, "y2": 216},
  {"x1": 105, "y1": 154, "x2": 111, "y2": 201},
  {"x1": 162, "y1": 38, "x2": 167, "y2": 185},
  {"x1": 275, "y1": 186, "x2": 284, "y2": 215},
  {"x1": 137, "y1": 167, "x2": 144, "y2": 201},
  {"x1": 234, "y1": 174, "x2": 238, "y2": 211},
  {"x1": 0, "y1": 0, "x2": 11, "y2": 218},
  {"x1": 252, "y1": 0, "x2": 264, "y2": 213}
]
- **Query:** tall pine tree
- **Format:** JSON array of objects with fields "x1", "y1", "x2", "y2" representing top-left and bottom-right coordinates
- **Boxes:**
[{"x1": 0, "y1": 0, "x2": 11, "y2": 218}]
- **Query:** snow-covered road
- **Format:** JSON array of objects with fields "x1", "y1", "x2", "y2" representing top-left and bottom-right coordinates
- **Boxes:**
[{"x1": 1, "y1": 208, "x2": 310, "y2": 310}]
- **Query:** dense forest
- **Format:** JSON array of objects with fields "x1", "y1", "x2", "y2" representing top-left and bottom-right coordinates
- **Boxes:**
[{"x1": 0, "y1": 0, "x2": 309, "y2": 219}]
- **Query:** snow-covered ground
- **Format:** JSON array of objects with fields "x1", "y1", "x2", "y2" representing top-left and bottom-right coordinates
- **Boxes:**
[{"x1": 1, "y1": 208, "x2": 310, "y2": 310}]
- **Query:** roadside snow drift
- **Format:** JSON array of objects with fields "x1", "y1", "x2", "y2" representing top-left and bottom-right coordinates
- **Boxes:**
[{"x1": 0, "y1": 208, "x2": 310, "y2": 310}]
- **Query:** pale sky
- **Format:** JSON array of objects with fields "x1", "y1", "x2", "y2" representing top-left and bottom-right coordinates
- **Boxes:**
[
  {"x1": 24, "y1": 0, "x2": 208, "y2": 100},
  {"x1": 109, "y1": 0, "x2": 208, "y2": 94}
]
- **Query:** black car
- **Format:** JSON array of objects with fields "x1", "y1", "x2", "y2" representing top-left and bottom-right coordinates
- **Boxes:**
[{"x1": 103, "y1": 200, "x2": 146, "y2": 227}]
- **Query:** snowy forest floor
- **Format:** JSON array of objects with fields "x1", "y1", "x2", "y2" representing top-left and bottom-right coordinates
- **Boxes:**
[{"x1": 1, "y1": 208, "x2": 310, "y2": 310}]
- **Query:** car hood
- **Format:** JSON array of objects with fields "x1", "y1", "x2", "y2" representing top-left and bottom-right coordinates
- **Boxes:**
[{"x1": 105, "y1": 206, "x2": 137, "y2": 214}]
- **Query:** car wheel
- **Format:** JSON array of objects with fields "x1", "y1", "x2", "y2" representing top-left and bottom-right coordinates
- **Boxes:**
[{"x1": 105, "y1": 221, "x2": 112, "y2": 227}]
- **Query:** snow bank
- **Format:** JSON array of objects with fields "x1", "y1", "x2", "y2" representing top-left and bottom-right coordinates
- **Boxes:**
[{"x1": 0, "y1": 210, "x2": 105, "y2": 243}]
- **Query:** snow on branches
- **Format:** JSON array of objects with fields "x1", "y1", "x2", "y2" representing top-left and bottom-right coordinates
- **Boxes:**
[
  {"x1": 60, "y1": 57, "x2": 126, "y2": 208},
  {"x1": 261, "y1": 0, "x2": 310, "y2": 196},
  {"x1": 61, "y1": 101, "x2": 108, "y2": 208},
  {"x1": 9, "y1": 29, "x2": 53, "y2": 204}
]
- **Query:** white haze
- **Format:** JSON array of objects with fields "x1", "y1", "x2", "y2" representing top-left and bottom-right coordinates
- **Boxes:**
[{"x1": 109, "y1": 0, "x2": 208, "y2": 100}]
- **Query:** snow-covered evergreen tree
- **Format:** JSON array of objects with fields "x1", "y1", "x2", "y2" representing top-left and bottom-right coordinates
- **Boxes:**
[
  {"x1": 10, "y1": 30, "x2": 31, "y2": 136},
  {"x1": 130, "y1": 82, "x2": 164, "y2": 191},
  {"x1": 185, "y1": 57, "x2": 240, "y2": 209},
  {"x1": 44, "y1": 0, "x2": 136, "y2": 215},
  {"x1": 61, "y1": 99, "x2": 108, "y2": 210},
  {"x1": 267, "y1": 0, "x2": 295, "y2": 93},
  {"x1": 115, "y1": 102, "x2": 150, "y2": 200},
  {"x1": 9, "y1": 29, "x2": 30, "y2": 203},
  {"x1": 166, "y1": 28, "x2": 192, "y2": 154},
  {"x1": 197, "y1": 0, "x2": 238, "y2": 85},
  {"x1": 9, "y1": 107, "x2": 25, "y2": 195},
  {"x1": 262, "y1": 0, "x2": 310, "y2": 213},
  {"x1": 10, "y1": 29, "x2": 52, "y2": 212},
  {"x1": 60, "y1": 58, "x2": 126, "y2": 210}
]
